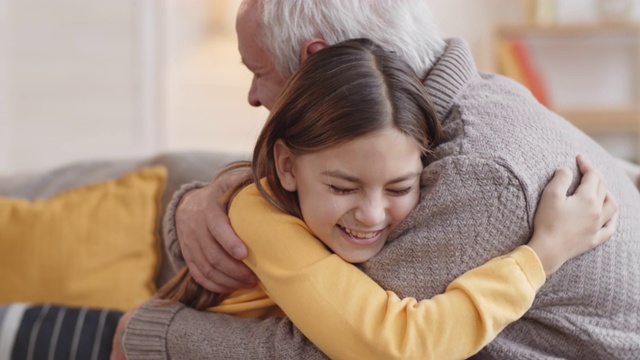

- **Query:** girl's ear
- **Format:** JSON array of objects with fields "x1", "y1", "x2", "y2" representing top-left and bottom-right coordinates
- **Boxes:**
[{"x1": 274, "y1": 139, "x2": 297, "y2": 192}]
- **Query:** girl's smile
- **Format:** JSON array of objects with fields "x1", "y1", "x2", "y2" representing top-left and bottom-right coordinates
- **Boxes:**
[{"x1": 338, "y1": 224, "x2": 385, "y2": 246}]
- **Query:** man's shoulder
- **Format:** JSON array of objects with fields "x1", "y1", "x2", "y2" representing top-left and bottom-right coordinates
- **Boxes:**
[
  {"x1": 421, "y1": 155, "x2": 522, "y2": 193},
  {"x1": 434, "y1": 72, "x2": 588, "y2": 197},
  {"x1": 419, "y1": 155, "x2": 528, "y2": 215},
  {"x1": 387, "y1": 155, "x2": 530, "y2": 242}
]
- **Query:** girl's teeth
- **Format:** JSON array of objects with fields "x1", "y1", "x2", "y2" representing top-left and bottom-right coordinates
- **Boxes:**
[{"x1": 344, "y1": 227, "x2": 376, "y2": 239}]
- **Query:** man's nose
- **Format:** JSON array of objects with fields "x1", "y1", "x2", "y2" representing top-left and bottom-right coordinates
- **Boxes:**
[{"x1": 248, "y1": 76, "x2": 261, "y2": 107}]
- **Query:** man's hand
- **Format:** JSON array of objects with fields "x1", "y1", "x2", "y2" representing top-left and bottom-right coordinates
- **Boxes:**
[
  {"x1": 110, "y1": 308, "x2": 136, "y2": 360},
  {"x1": 176, "y1": 169, "x2": 258, "y2": 293}
]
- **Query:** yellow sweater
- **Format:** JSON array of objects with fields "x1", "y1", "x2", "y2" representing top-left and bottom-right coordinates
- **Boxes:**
[{"x1": 215, "y1": 183, "x2": 545, "y2": 359}]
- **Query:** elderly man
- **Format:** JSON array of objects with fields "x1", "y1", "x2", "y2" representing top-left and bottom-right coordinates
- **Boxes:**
[{"x1": 115, "y1": 0, "x2": 640, "y2": 358}]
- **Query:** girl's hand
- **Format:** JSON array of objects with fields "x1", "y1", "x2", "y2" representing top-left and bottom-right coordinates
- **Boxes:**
[{"x1": 528, "y1": 155, "x2": 618, "y2": 277}]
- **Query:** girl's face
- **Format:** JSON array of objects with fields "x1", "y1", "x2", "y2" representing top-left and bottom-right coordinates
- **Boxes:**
[{"x1": 278, "y1": 128, "x2": 423, "y2": 263}]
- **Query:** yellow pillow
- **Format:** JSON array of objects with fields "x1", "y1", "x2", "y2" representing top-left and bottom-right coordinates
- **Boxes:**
[{"x1": 0, "y1": 166, "x2": 167, "y2": 311}]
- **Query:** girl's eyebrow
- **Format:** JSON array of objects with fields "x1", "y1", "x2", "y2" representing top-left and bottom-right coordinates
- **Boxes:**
[
  {"x1": 321, "y1": 170, "x2": 359, "y2": 183},
  {"x1": 321, "y1": 170, "x2": 421, "y2": 184}
]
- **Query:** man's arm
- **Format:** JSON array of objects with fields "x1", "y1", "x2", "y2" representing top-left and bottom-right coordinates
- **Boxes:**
[
  {"x1": 121, "y1": 299, "x2": 328, "y2": 360},
  {"x1": 163, "y1": 181, "x2": 207, "y2": 271},
  {"x1": 163, "y1": 173, "x2": 257, "y2": 294}
]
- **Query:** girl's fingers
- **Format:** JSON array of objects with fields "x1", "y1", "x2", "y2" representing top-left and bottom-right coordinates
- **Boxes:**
[
  {"x1": 576, "y1": 154, "x2": 593, "y2": 174},
  {"x1": 597, "y1": 211, "x2": 618, "y2": 245},
  {"x1": 596, "y1": 178, "x2": 608, "y2": 205},
  {"x1": 600, "y1": 192, "x2": 619, "y2": 227},
  {"x1": 573, "y1": 154, "x2": 618, "y2": 246},
  {"x1": 575, "y1": 156, "x2": 601, "y2": 197},
  {"x1": 544, "y1": 167, "x2": 573, "y2": 198}
]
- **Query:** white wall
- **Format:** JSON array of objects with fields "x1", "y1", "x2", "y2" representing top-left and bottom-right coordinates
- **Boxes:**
[
  {"x1": 0, "y1": 0, "x2": 12, "y2": 173},
  {"x1": 426, "y1": 0, "x2": 522, "y2": 71},
  {"x1": 2, "y1": 0, "x2": 162, "y2": 175},
  {"x1": 162, "y1": 0, "x2": 267, "y2": 157}
]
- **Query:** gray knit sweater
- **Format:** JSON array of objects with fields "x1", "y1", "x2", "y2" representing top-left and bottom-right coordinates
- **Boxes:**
[{"x1": 124, "y1": 38, "x2": 640, "y2": 359}]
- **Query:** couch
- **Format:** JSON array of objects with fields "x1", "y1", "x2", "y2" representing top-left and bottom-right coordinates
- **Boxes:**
[{"x1": 0, "y1": 151, "x2": 246, "y2": 359}]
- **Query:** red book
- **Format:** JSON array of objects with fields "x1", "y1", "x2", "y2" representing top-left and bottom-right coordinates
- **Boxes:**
[
  {"x1": 510, "y1": 39, "x2": 551, "y2": 108},
  {"x1": 496, "y1": 39, "x2": 529, "y2": 88}
]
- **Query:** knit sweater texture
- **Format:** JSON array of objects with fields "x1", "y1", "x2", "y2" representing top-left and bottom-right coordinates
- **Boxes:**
[{"x1": 124, "y1": 38, "x2": 640, "y2": 359}]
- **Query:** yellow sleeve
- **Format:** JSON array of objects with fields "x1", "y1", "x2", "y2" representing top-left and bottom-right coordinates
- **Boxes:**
[{"x1": 228, "y1": 183, "x2": 546, "y2": 360}]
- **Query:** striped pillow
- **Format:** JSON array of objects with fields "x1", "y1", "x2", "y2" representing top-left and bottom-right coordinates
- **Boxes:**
[{"x1": 0, "y1": 303, "x2": 122, "y2": 360}]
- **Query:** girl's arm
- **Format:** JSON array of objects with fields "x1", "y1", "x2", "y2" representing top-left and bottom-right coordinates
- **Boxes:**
[{"x1": 228, "y1": 156, "x2": 616, "y2": 359}]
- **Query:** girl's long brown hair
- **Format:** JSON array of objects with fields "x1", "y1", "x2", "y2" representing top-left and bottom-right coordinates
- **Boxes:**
[{"x1": 156, "y1": 38, "x2": 442, "y2": 310}]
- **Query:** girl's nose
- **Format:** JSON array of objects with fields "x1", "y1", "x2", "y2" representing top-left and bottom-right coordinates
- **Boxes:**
[{"x1": 353, "y1": 195, "x2": 386, "y2": 227}]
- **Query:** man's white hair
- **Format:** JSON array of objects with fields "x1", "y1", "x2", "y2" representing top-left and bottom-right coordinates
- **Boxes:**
[{"x1": 257, "y1": 0, "x2": 446, "y2": 78}]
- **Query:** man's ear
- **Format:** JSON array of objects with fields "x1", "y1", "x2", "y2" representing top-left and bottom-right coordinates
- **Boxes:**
[
  {"x1": 274, "y1": 139, "x2": 297, "y2": 192},
  {"x1": 300, "y1": 38, "x2": 329, "y2": 63}
]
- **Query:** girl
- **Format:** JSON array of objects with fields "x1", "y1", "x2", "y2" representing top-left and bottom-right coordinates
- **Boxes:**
[{"x1": 158, "y1": 39, "x2": 616, "y2": 359}]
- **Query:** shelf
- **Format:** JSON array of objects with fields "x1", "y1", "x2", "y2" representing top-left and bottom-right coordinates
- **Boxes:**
[
  {"x1": 498, "y1": 22, "x2": 640, "y2": 37},
  {"x1": 495, "y1": 22, "x2": 640, "y2": 160},
  {"x1": 557, "y1": 106, "x2": 640, "y2": 134}
]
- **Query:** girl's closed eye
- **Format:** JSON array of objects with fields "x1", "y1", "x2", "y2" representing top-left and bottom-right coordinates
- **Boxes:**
[
  {"x1": 387, "y1": 186, "x2": 414, "y2": 196},
  {"x1": 328, "y1": 185, "x2": 355, "y2": 194}
]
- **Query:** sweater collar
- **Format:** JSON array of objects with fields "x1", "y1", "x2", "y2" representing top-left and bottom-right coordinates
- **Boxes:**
[{"x1": 424, "y1": 38, "x2": 477, "y2": 122}]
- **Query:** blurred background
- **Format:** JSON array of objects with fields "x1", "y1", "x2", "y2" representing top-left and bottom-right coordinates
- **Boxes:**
[{"x1": 1, "y1": 0, "x2": 639, "y2": 175}]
